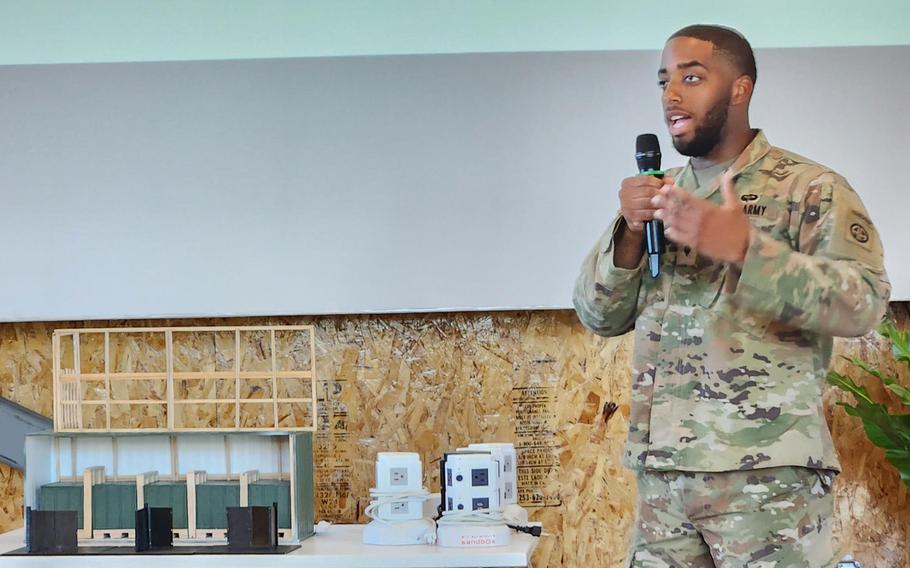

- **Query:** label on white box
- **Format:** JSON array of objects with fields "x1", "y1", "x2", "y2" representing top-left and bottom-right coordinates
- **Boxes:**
[
  {"x1": 460, "y1": 534, "x2": 500, "y2": 546},
  {"x1": 437, "y1": 524, "x2": 511, "y2": 548}
]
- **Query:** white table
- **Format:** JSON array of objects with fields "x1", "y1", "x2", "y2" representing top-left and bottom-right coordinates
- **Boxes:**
[{"x1": 0, "y1": 525, "x2": 536, "y2": 567}]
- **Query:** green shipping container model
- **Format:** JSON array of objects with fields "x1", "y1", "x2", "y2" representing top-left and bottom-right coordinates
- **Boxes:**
[
  {"x1": 38, "y1": 482, "x2": 83, "y2": 528},
  {"x1": 92, "y1": 482, "x2": 137, "y2": 530}
]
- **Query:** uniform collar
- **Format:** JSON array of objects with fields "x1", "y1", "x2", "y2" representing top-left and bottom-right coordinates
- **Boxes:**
[{"x1": 675, "y1": 129, "x2": 771, "y2": 201}]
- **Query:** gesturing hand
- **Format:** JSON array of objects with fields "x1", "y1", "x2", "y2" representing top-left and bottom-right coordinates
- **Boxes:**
[{"x1": 650, "y1": 170, "x2": 752, "y2": 266}]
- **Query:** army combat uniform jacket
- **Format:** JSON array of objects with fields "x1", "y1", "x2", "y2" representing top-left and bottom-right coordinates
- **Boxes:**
[{"x1": 573, "y1": 130, "x2": 890, "y2": 472}]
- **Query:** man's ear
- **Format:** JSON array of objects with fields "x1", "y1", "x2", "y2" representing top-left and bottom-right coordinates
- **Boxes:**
[{"x1": 731, "y1": 75, "x2": 753, "y2": 106}]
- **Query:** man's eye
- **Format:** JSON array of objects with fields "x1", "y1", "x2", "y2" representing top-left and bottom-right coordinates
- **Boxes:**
[
  {"x1": 657, "y1": 80, "x2": 668, "y2": 89},
  {"x1": 684, "y1": 75, "x2": 701, "y2": 84}
]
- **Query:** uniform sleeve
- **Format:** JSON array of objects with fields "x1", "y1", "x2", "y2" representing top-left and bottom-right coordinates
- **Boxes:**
[
  {"x1": 728, "y1": 173, "x2": 890, "y2": 337},
  {"x1": 573, "y1": 214, "x2": 646, "y2": 336}
]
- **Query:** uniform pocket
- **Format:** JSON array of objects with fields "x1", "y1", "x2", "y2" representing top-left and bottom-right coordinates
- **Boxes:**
[
  {"x1": 699, "y1": 269, "x2": 725, "y2": 308},
  {"x1": 672, "y1": 249, "x2": 726, "y2": 309},
  {"x1": 680, "y1": 257, "x2": 771, "y2": 339},
  {"x1": 715, "y1": 273, "x2": 771, "y2": 340}
]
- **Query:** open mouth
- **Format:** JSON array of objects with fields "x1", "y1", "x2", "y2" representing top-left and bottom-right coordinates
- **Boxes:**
[{"x1": 668, "y1": 113, "x2": 693, "y2": 136}]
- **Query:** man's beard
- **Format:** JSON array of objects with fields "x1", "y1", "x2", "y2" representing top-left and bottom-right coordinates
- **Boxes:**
[{"x1": 672, "y1": 95, "x2": 730, "y2": 157}]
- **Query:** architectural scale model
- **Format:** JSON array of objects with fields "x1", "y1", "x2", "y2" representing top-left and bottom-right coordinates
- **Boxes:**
[{"x1": 14, "y1": 325, "x2": 317, "y2": 555}]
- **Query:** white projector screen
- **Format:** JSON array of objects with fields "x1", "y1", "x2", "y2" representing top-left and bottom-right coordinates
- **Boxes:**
[{"x1": 0, "y1": 46, "x2": 907, "y2": 321}]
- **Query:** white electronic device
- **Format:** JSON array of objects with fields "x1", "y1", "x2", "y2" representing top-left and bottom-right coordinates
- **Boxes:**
[
  {"x1": 363, "y1": 452, "x2": 435, "y2": 546},
  {"x1": 437, "y1": 450, "x2": 509, "y2": 547},
  {"x1": 373, "y1": 452, "x2": 424, "y2": 520}
]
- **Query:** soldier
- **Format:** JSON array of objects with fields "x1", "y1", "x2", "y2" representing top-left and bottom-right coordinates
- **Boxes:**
[{"x1": 573, "y1": 25, "x2": 890, "y2": 567}]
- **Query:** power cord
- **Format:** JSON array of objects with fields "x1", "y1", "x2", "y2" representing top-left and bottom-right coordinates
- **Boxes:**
[
  {"x1": 507, "y1": 524, "x2": 542, "y2": 537},
  {"x1": 436, "y1": 506, "x2": 542, "y2": 538},
  {"x1": 436, "y1": 508, "x2": 505, "y2": 526},
  {"x1": 363, "y1": 487, "x2": 432, "y2": 526}
]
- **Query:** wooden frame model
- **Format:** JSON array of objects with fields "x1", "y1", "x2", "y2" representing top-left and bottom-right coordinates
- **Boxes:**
[
  {"x1": 23, "y1": 325, "x2": 318, "y2": 547},
  {"x1": 52, "y1": 325, "x2": 317, "y2": 433}
]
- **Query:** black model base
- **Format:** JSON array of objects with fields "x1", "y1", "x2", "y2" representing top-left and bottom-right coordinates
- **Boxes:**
[
  {"x1": 226, "y1": 503, "x2": 279, "y2": 551},
  {"x1": 5, "y1": 503, "x2": 300, "y2": 557},
  {"x1": 135, "y1": 504, "x2": 173, "y2": 552},
  {"x1": 25, "y1": 507, "x2": 77, "y2": 554},
  {"x1": 5, "y1": 544, "x2": 300, "y2": 556}
]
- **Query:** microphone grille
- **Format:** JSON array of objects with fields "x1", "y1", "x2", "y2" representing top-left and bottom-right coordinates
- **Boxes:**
[{"x1": 636, "y1": 133, "x2": 660, "y2": 154}]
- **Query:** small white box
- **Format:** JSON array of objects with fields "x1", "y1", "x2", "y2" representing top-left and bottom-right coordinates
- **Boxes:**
[
  {"x1": 375, "y1": 452, "x2": 422, "y2": 492},
  {"x1": 374, "y1": 452, "x2": 424, "y2": 521}
]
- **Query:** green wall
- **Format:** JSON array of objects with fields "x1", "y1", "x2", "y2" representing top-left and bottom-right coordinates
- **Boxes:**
[{"x1": 1, "y1": 0, "x2": 908, "y2": 65}]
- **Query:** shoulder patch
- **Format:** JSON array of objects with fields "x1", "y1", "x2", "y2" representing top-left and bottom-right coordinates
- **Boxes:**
[
  {"x1": 849, "y1": 220, "x2": 870, "y2": 246},
  {"x1": 827, "y1": 198, "x2": 883, "y2": 268}
]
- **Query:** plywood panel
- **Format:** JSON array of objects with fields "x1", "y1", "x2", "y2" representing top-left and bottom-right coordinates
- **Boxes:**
[
  {"x1": 0, "y1": 464, "x2": 23, "y2": 534},
  {"x1": 0, "y1": 310, "x2": 907, "y2": 566}
]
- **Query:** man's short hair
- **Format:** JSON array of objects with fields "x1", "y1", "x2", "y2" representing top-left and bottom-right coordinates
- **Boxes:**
[{"x1": 670, "y1": 25, "x2": 757, "y2": 85}]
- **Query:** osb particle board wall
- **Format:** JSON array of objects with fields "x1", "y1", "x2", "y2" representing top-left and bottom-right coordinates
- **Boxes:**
[{"x1": 1, "y1": 308, "x2": 908, "y2": 567}]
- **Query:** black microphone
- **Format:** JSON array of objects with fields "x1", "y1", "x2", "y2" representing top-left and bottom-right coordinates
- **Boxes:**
[{"x1": 635, "y1": 134, "x2": 665, "y2": 278}]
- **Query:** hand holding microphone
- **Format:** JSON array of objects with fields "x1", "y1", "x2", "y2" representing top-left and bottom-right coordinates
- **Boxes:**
[
  {"x1": 618, "y1": 175, "x2": 663, "y2": 234},
  {"x1": 614, "y1": 174, "x2": 663, "y2": 274},
  {"x1": 613, "y1": 134, "x2": 665, "y2": 276}
]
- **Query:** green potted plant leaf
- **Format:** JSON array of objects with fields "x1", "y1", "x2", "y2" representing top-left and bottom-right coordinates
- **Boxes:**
[{"x1": 826, "y1": 322, "x2": 910, "y2": 490}]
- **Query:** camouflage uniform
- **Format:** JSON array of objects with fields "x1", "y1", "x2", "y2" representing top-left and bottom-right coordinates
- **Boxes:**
[
  {"x1": 631, "y1": 467, "x2": 835, "y2": 567},
  {"x1": 573, "y1": 131, "x2": 890, "y2": 566}
]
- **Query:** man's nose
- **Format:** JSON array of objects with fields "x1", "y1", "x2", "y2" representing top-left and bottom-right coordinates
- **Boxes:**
[{"x1": 662, "y1": 80, "x2": 682, "y2": 105}]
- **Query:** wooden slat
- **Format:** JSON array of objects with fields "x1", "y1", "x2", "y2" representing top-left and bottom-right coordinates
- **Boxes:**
[
  {"x1": 174, "y1": 398, "x2": 311, "y2": 404},
  {"x1": 60, "y1": 372, "x2": 166, "y2": 381},
  {"x1": 63, "y1": 370, "x2": 312, "y2": 380},
  {"x1": 54, "y1": 426, "x2": 313, "y2": 433},
  {"x1": 104, "y1": 332, "x2": 111, "y2": 431},
  {"x1": 170, "y1": 398, "x2": 313, "y2": 404},
  {"x1": 271, "y1": 329, "x2": 278, "y2": 430},
  {"x1": 87, "y1": 400, "x2": 168, "y2": 405},
  {"x1": 309, "y1": 327, "x2": 317, "y2": 430},
  {"x1": 52, "y1": 333, "x2": 60, "y2": 431},
  {"x1": 170, "y1": 436, "x2": 178, "y2": 480},
  {"x1": 166, "y1": 331, "x2": 175, "y2": 431},
  {"x1": 235, "y1": 330, "x2": 241, "y2": 429},
  {"x1": 74, "y1": 332, "x2": 83, "y2": 430},
  {"x1": 54, "y1": 325, "x2": 314, "y2": 335},
  {"x1": 176, "y1": 371, "x2": 313, "y2": 379}
]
